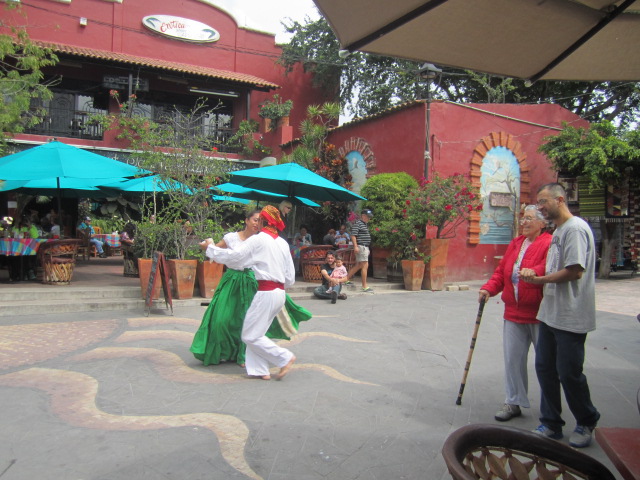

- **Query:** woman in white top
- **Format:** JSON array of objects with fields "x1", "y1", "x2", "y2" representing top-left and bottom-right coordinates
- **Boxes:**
[{"x1": 190, "y1": 210, "x2": 311, "y2": 367}]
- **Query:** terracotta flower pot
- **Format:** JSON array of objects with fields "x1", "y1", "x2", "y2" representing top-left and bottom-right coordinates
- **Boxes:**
[
  {"x1": 418, "y1": 238, "x2": 450, "y2": 291},
  {"x1": 371, "y1": 245, "x2": 392, "y2": 279},
  {"x1": 386, "y1": 261, "x2": 403, "y2": 283},
  {"x1": 196, "y1": 260, "x2": 224, "y2": 298},
  {"x1": 401, "y1": 259, "x2": 426, "y2": 291},
  {"x1": 138, "y1": 258, "x2": 161, "y2": 299},
  {"x1": 167, "y1": 259, "x2": 197, "y2": 299}
]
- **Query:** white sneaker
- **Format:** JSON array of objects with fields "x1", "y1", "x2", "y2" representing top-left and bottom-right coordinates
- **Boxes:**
[
  {"x1": 494, "y1": 403, "x2": 521, "y2": 421},
  {"x1": 569, "y1": 425, "x2": 593, "y2": 448}
]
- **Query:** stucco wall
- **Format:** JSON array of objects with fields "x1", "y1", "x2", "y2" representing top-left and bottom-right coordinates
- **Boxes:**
[
  {"x1": 326, "y1": 101, "x2": 589, "y2": 282},
  {"x1": 7, "y1": 0, "x2": 325, "y2": 143}
]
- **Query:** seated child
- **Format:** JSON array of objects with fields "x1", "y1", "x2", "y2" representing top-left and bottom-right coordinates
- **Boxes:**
[{"x1": 326, "y1": 257, "x2": 348, "y2": 294}]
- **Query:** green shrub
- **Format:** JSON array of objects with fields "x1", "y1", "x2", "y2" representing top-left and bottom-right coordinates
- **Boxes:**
[{"x1": 360, "y1": 172, "x2": 419, "y2": 247}]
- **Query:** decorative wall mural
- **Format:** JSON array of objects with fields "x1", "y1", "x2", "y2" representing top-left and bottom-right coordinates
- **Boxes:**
[
  {"x1": 338, "y1": 137, "x2": 375, "y2": 194},
  {"x1": 479, "y1": 146, "x2": 521, "y2": 244},
  {"x1": 469, "y1": 132, "x2": 529, "y2": 245},
  {"x1": 346, "y1": 151, "x2": 367, "y2": 194}
]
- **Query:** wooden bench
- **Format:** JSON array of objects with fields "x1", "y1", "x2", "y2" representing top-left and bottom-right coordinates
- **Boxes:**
[{"x1": 299, "y1": 245, "x2": 355, "y2": 283}]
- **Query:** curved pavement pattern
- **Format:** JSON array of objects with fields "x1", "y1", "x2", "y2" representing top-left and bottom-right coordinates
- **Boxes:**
[{"x1": 0, "y1": 275, "x2": 638, "y2": 479}]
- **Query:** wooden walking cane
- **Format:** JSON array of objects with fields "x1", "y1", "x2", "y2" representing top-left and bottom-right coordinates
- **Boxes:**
[{"x1": 455, "y1": 300, "x2": 486, "y2": 405}]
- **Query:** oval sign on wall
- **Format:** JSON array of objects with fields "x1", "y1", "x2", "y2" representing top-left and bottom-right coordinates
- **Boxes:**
[{"x1": 142, "y1": 15, "x2": 220, "y2": 43}]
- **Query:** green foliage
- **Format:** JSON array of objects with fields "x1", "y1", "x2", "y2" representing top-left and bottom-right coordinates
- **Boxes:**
[
  {"x1": 406, "y1": 173, "x2": 483, "y2": 239},
  {"x1": 360, "y1": 172, "x2": 419, "y2": 247},
  {"x1": 279, "y1": 16, "x2": 640, "y2": 128},
  {"x1": 258, "y1": 94, "x2": 293, "y2": 120},
  {"x1": 0, "y1": 4, "x2": 59, "y2": 153},
  {"x1": 225, "y1": 119, "x2": 271, "y2": 158},
  {"x1": 90, "y1": 217, "x2": 125, "y2": 234},
  {"x1": 538, "y1": 121, "x2": 640, "y2": 189},
  {"x1": 281, "y1": 102, "x2": 351, "y2": 231},
  {"x1": 93, "y1": 93, "x2": 235, "y2": 259},
  {"x1": 132, "y1": 221, "x2": 170, "y2": 260},
  {"x1": 283, "y1": 102, "x2": 341, "y2": 168},
  {"x1": 361, "y1": 172, "x2": 420, "y2": 220}
]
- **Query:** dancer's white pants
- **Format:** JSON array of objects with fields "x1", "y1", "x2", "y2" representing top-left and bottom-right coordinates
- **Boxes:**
[{"x1": 241, "y1": 289, "x2": 293, "y2": 376}]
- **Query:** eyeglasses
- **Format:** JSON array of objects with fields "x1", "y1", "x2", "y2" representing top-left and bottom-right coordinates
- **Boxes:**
[
  {"x1": 536, "y1": 197, "x2": 558, "y2": 207},
  {"x1": 519, "y1": 217, "x2": 537, "y2": 225}
]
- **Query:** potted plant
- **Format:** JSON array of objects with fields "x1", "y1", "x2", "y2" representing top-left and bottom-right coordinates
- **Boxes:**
[
  {"x1": 381, "y1": 218, "x2": 429, "y2": 291},
  {"x1": 360, "y1": 172, "x2": 419, "y2": 279},
  {"x1": 258, "y1": 94, "x2": 293, "y2": 132},
  {"x1": 225, "y1": 119, "x2": 272, "y2": 159},
  {"x1": 404, "y1": 173, "x2": 483, "y2": 290},
  {"x1": 189, "y1": 219, "x2": 229, "y2": 299},
  {"x1": 133, "y1": 220, "x2": 171, "y2": 299},
  {"x1": 96, "y1": 96, "x2": 236, "y2": 299}
]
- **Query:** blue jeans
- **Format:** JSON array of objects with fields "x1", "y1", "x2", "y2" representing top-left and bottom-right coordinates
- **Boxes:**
[
  {"x1": 535, "y1": 322, "x2": 600, "y2": 431},
  {"x1": 313, "y1": 283, "x2": 341, "y2": 299},
  {"x1": 90, "y1": 238, "x2": 104, "y2": 254}
]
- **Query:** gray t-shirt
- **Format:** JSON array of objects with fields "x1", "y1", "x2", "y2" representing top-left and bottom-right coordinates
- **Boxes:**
[{"x1": 537, "y1": 216, "x2": 596, "y2": 333}]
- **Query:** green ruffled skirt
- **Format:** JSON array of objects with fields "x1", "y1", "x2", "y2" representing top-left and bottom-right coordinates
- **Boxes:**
[{"x1": 190, "y1": 268, "x2": 312, "y2": 366}]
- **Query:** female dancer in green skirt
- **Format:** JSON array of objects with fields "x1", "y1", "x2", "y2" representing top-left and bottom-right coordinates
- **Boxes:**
[{"x1": 190, "y1": 210, "x2": 312, "y2": 366}]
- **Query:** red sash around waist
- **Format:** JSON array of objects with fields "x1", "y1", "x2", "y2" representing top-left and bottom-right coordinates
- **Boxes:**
[{"x1": 257, "y1": 280, "x2": 284, "y2": 291}]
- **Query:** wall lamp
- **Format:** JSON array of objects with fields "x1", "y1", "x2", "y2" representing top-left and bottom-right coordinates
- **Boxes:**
[{"x1": 189, "y1": 87, "x2": 239, "y2": 98}]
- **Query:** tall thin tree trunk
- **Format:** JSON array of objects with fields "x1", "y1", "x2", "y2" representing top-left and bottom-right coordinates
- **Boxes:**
[{"x1": 598, "y1": 220, "x2": 616, "y2": 279}]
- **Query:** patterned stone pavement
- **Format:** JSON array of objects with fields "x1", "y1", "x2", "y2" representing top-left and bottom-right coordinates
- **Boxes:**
[{"x1": 0, "y1": 275, "x2": 638, "y2": 480}]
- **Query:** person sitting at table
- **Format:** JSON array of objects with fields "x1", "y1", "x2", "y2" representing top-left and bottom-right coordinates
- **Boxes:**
[
  {"x1": 323, "y1": 228, "x2": 337, "y2": 247},
  {"x1": 8, "y1": 216, "x2": 39, "y2": 281},
  {"x1": 291, "y1": 225, "x2": 312, "y2": 275},
  {"x1": 334, "y1": 224, "x2": 351, "y2": 247},
  {"x1": 77, "y1": 216, "x2": 107, "y2": 258},
  {"x1": 120, "y1": 222, "x2": 135, "y2": 246},
  {"x1": 293, "y1": 225, "x2": 312, "y2": 247},
  {"x1": 49, "y1": 216, "x2": 61, "y2": 239}
]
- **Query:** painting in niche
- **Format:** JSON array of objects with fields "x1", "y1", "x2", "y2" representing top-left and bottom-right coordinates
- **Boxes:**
[
  {"x1": 479, "y1": 146, "x2": 521, "y2": 245},
  {"x1": 346, "y1": 150, "x2": 367, "y2": 195}
]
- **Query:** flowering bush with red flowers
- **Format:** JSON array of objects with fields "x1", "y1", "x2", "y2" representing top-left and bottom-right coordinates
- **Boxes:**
[
  {"x1": 312, "y1": 142, "x2": 353, "y2": 227},
  {"x1": 405, "y1": 172, "x2": 483, "y2": 240}
]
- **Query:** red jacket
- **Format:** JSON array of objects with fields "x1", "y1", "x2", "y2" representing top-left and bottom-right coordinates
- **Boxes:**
[{"x1": 481, "y1": 232, "x2": 552, "y2": 324}]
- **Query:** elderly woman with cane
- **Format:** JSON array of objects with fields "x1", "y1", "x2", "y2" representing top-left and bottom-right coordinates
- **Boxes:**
[{"x1": 478, "y1": 205, "x2": 551, "y2": 421}]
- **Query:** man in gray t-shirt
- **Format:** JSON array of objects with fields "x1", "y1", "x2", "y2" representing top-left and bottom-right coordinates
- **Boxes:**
[
  {"x1": 538, "y1": 216, "x2": 596, "y2": 332},
  {"x1": 520, "y1": 183, "x2": 600, "y2": 448}
]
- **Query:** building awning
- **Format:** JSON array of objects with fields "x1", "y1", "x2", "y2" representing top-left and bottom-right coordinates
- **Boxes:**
[{"x1": 37, "y1": 41, "x2": 279, "y2": 91}]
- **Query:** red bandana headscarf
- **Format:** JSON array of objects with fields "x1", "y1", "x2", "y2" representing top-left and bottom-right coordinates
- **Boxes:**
[{"x1": 260, "y1": 205, "x2": 285, "y2": 238}]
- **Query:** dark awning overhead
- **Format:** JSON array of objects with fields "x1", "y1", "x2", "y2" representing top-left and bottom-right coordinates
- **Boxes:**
[{"x1": 313, "y1": 0, "x2": 640, "y2": 82}]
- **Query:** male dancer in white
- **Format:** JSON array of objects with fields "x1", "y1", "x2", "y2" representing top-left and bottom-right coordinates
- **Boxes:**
[{"x1": 204, "y1": 205, "x2": 296, "y2": 380}]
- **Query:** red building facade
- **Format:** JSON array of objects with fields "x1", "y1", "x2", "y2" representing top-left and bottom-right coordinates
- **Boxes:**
[
  {"x1": 324, "y1": 101, "x2": 590, "y2": 282},
  {"x1": 3, "y1": 0, "x2": 324, "y2": 158}
]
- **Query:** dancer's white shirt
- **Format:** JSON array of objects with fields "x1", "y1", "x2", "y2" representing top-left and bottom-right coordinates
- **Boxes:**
[
  {"x1": 206, "y1": 231, "x2": 295, "y2": 288},
  {"x1": 206, "y1": 230, "x2": 296, "y2": 376}
]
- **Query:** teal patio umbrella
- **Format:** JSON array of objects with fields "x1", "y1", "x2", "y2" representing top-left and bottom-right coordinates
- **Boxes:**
[
  {"x1": 99, "y1": 175, "x2": 190, "y2": 195},
  {"x1": 0, "y1": 141, "x2": 146, "y2": 180},
  {"x1": 0, "y1": 141, "x2": 149, "y2": 212},
  {"x1": 212, "y1": 194, "x2": 250, "y2": 204},
  {"x1": 226, "y1": 163, "x2": 365, "y2": 202},
  {"x1": 214, "y1": 182, "x2": 320, "y2": 207},
  {"x1": 0, "y1": 177, "x2": 120, "y2": 198}
]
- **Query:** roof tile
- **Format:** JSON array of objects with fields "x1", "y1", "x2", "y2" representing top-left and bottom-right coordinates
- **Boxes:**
[{"x1": 38, "y1": 41, "x2": 279, "y2": 90}]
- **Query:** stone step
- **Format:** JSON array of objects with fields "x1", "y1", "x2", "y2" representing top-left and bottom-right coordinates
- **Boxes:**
[
  {"x1": 0, "y1": 282, "x2": 407, "y2": 316},
  {"x1": 0, "y1": 286, "x2": 141, "y2": 302}
]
